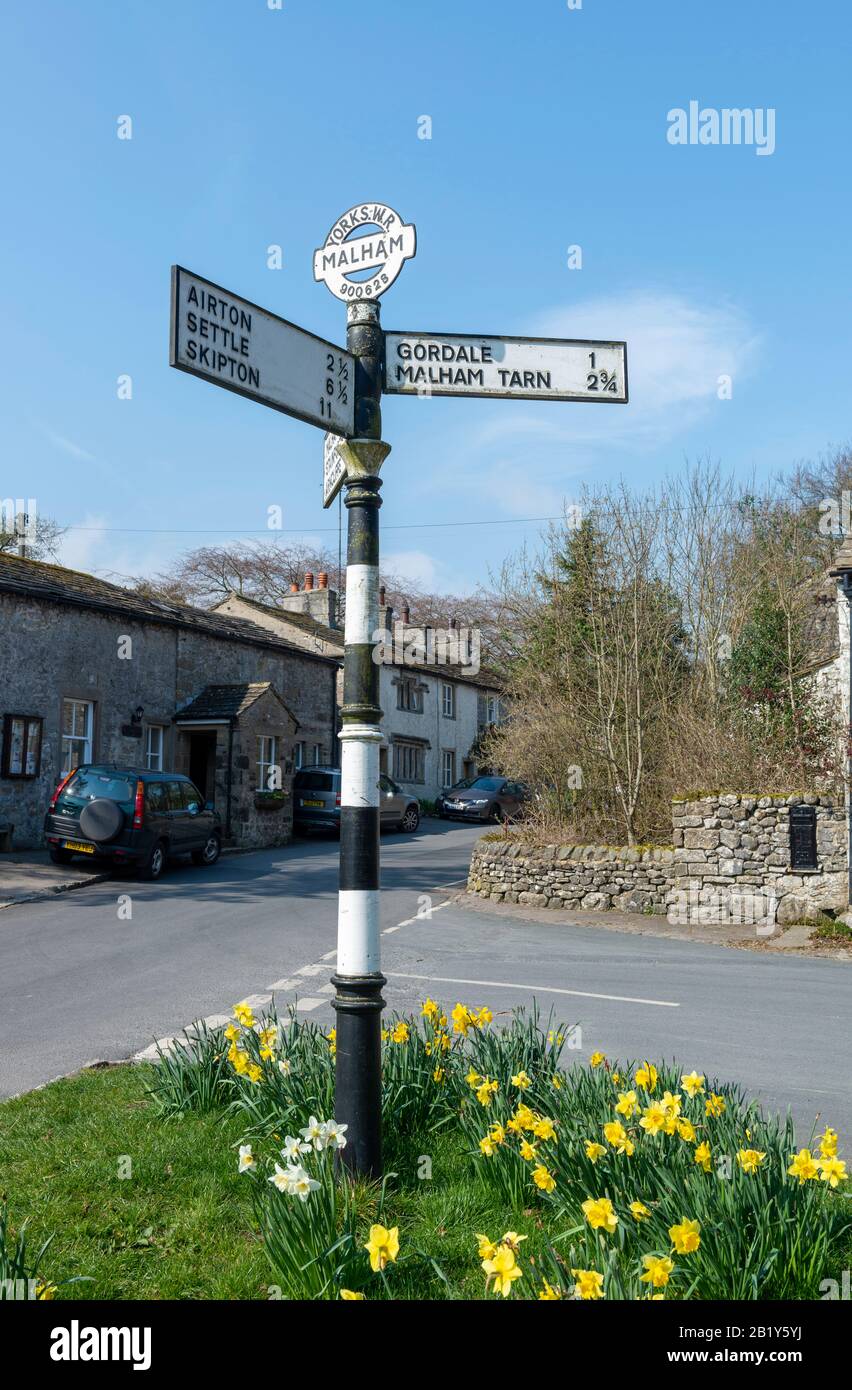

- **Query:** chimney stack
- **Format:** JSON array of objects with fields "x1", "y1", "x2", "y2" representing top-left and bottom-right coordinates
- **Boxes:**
[
  {"x1": 449, "y1": 616, "x2": 457, "y2": 629},
  {"x1": 379, "y1": 585, "x2": 386, "y2": 606},
  {"x1": 289, "y1": 582, "x2": 299, "y2": 593},
  {"x1": 304, "y1": 571, "x2": 314, "y2": 591},
  {"x1": 318, "y1": 572, "x2": 328, "y2": 590},
  {"x1": 402, "y1": 603, "x2": 410, "y2": 624}
]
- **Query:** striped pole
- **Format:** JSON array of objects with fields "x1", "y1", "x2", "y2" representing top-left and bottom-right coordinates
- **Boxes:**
[{"x1": 332, "y1": 299, "x2": 390, "y2": 1177}]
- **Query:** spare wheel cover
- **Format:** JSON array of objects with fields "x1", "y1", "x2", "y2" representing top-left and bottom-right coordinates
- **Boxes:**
[{"x1": 79, "y1": 798, "x2": 125, "y2": 843}]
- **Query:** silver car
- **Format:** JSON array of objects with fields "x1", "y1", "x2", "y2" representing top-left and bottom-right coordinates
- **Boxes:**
[{"x1": 293, "y1": 767, "x2": 420, "y2": 834}]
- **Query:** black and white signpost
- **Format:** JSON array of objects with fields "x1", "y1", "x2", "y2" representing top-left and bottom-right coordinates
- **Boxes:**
[{"x1": 170, "y1": 204, "x2": 627, "y2": 1178}]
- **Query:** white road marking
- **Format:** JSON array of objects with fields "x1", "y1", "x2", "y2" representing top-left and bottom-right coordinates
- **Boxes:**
[
  {"x1": 384, "y1": 971, "x2": 680, "y2": 1009},
  {"x1": 295, "y1": 997, "x2": 328, "y2": 1012},
  {"x1": 382, "y1": 899, "x2": 456, "y2": 933}
]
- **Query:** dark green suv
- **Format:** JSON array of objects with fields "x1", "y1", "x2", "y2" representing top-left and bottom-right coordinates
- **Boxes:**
[{"x1": 43, "y1": 765, "x2": 221, "y2": 881}]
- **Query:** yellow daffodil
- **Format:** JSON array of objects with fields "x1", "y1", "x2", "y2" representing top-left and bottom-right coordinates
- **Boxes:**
[
  {"x1": 737, "y1": 1148, "x2": 767, "y2": 1174},
  {"x1": 466, "y1": 1068, "x2": 481, "y2": 1089},
  {"x1": 681, "y1": 1071, "x2": 705, "y2": 1098},
  {"x1": 533, "y1": 1116, "x2": 556, "y2": 1141},
  {"x1": 365, "y1": 1224, "x2": 399, "y2": 1272},
  {"x1": 669, "y1": 1218, "x2": 701, "y2": 1254},
  {"x1": 432, "y1": 1066, "x2": 445, "y2": 1083},
  {"x1": 611, "y1": 1071, "x2": 621, "y2": 1085},
  {"x1": 520, "y1": 1139, "x2": 539, "y2": 1162},
  {"x1": 35, "y1": 1281, "x2": 57, "y2": 1300},
  {"x1": 340, "y1": 1289, "x2": 365, "y2": 1299},
  {"x1": 788, "y1": 1149, "x2": 819, "y2": 1183},
  {"x1": 693, "y1": 1141, "x2": 712, "y2": 1173},
  {"x1": 818, "y1": 1127, "x2": 839, "y2": 1158},
  {"x1": 512, "y1": 1070, "x2": 532, "y2": 1090},
  {"x1": 451, "y1": 1002, "x2": 473, "y2": 1036},
  {"x1": 636, "y1": 1063, "x2": 658, "y2": 1092},
  {"x1": 817, "y1": 1157, "x2": 847, "y2": 1188},
  {"x1": 676, "y1": 1118, "x2": 697, "y2": 1143},
  {"x1": 538, "y1": 1279, "x2": 563, "y2": 1300},
  {"x1": 571, "y1": 1268, "x2": 604, "y2": 1300},
  {"x1": 515, "y1": 1103, "x2": 536, "y2": 1131},
  {"x1": 224, "y1": 1023, "x2": 240, "y2": 1042},
  {"x1": 390, "y1": 1021, "x2": 410, "y2": 1044},
  {"x1": 476, "y1": 1078, "x2": 499, "y2": 1107},
  {"x1": 640, "y1": 1254, "x2": 674, "y2": 1289},
  {"x1": 476, "y1": 1233, "x2": 497, "y2": 1260},
  {"x1": 479, "y1": 1135, "x2": 496, "y2": 1157},
  {"x1": 603, "y1": 1120, "x2": 634, "y2": 1155},
  {"x1": 489, "y1": 1123, "x2": 506, "y2": 1145},
  {"x1": 589, "y1": 1051, "x2": 606, "y2": 1068},
  {"x1": 482, "y1": 1244, "x2": 522, "y2": 1297},
  {"x1": 616, "y1": 1090, "x2": 639, "y2": 1118},
  {"x1": 421, "y1": 998, "x2": 439, "y2": 1020},
  {"x1": 233, "y1": 1001, "x2": 255, "y2": 1028},
  {"x1": 629, "y1": 1200, "x2": 651, "y2": 1221},
  {"x1": 705, "y1": 1092, "x2": 726, "y2": 1118},
  {"x1": 501, "y1": 1231, "x2": 527, "y2": 1251},
  {"x1": 582, "y1": 1197, "x2": 618, "y2": 1234},
  {"x1": 639, "y1": 1102, "x2": 667, "y2": 1136},
  {"x1": 532, "y1": 1164, "x2": 556, "y2": 1193},
  {"x1": 552, "y1": 1074, "x2": 563, "y2": 1090},
  {"x1": 230, "y1": 1048, "x2": 249, "y2": 1075},
  {"x1": 585, "y1": 1141, "x2": 606, "y2": 1164},
  {"x1": 661, "y1": 1090, "x2": 683, "y2": 1117},
  {"x1": 475, "y1": 1006, "x2": 493, "y2": 1027}
]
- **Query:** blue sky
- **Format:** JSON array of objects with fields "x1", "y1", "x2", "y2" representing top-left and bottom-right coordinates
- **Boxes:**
[{"x1": 1, "y1": 0, "x2": 850, "y2": 596}]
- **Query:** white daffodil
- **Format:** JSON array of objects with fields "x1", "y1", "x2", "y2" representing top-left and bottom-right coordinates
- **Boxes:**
[
  {"x1": 286, "y1": 1165, "x2": 321, "y2": 1201},
  {"x1": 277, "y1": 1058, "x2": 292, "y2": 1077},
  {"x1": 321, "y1": 1120, "x2": 348, "y2": 1150},
  {"x1": 238, "y1": 1144, "x2": 255, "y2": 1173},
  {"x1": 300, "y1": 1115, "x2": 326, "y2": 1149},
  {"x1": 280, "y1": 1134, "x2": 310, "y2": 1162},
  {"x1": 269, "y1": 1163, "x2": 293, "y2": 1192}
]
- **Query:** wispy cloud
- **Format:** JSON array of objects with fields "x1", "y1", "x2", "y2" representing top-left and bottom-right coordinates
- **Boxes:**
[
  {"x1": 37, "y1": 425, "x2": 97, "y2": 462},
  {"x1": 423, "y1": 290, "x2": 762, "y2": 518}
]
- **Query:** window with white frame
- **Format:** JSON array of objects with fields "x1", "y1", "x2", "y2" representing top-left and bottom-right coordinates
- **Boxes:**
[
  {"x1": 441, "y1": 749, "x2": 456, "y2": 788},
  {"x1": 312, "y1": 743, "x2": 323, "y2": 765},
  {"x1": 393, "y1": 741, "x2": 424, "y2": 783},
  {"x1": 257, "y1": 735, "x2": 279, "y2": 790},
  {"x1": 145, "y1": 724, "x2": 164, "y2": 771},
  {"x1": 294, "y1": 741, "x2": 305, "y2": 769},
  {"x1": 486, "y1": 694, "x2": 500, "y2": 725},
  {"x1": 397, "y1": 677, "x2": 422, "y2": 713},
  {"x1": 62, "y1": 699, "x2": 93, "y2": 774},
  {"x1": 441, "y1": 682, "x2": 455, "y2": 718}
]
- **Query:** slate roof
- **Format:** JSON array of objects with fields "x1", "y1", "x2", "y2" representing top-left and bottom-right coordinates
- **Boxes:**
[
  {"x1": 218, "y1": 593, "x2": 344, "y2": 650},
  {"x1": 0, "y1": 554, "x2": 339, "y2": 667},
  {"x1": 174, "y1": 682, "x2": 298, "y2": 725}
]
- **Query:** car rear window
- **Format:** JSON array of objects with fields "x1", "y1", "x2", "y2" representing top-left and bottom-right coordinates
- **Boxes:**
[
  {"x1": 294, "y1": 771, "x2": 336, "y2": 792},
  {"x1": 468, "y1": 777, "x2": 504, "y2": 791},
  {"x1": 57, "y1": 770, "x2": 136, "y2": 810}
]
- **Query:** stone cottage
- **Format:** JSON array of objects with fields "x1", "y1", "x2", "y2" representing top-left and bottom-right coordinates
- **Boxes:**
[
  {"x1": 0, "y1": 553, "x2": 339, "y2": 850},
  {"x1": 214, "y1": 574, "x2": 507, "y2": 802}
]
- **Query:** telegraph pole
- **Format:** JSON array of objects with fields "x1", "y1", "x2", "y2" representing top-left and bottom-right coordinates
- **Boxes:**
[{"x1": 331, "y1": 299, "x2": 391, "y2": 1177}]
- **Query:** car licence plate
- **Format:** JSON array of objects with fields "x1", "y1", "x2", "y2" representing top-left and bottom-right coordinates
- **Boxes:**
[
  {"x1": 64, "y1": 840, "x2": 95, "y2": 853},
  {"x1": 300, "y1": 799, "x2": 323, "y2": 808}
]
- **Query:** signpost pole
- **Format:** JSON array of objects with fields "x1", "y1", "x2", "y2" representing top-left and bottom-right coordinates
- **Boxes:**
[{"x1": 331, "y1": 299, "x2": 391, "y2": 1177}]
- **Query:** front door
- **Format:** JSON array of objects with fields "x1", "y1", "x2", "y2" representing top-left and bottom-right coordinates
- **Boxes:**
[{"x1": 188, "y1": 732, "x2": 217, "y2": 802}]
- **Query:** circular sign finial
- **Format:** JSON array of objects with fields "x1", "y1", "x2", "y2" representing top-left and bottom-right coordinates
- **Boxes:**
[{"x1": 313, "y1": 202, "x2": 416, "y2": 303}]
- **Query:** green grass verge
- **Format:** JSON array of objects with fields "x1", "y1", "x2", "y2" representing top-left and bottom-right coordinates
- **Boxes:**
[
  {"x1": 0, "y1": 1065, "x2": 267, "y2": 1300},
  {"x1": 0, "y1": 1065, "x2": 555, "y2": 1300}
]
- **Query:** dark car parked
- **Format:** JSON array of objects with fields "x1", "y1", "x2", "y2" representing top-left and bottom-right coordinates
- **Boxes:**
[
  {"x1": 43, "y1": 764, "x2": 221, "y2": 880},
  {"x1": 293, "y1": 767, "x2": 420, "y2": 835},
  {"x1": 438, "y1": 775, "x2": 529, "y2": 823}
]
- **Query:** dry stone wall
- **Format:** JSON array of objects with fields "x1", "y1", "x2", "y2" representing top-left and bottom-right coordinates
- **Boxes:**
[{"x1": 468, "y1": 793, "x2": 847, "y2": 926}]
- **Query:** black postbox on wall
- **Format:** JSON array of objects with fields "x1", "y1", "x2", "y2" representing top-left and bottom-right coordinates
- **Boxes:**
[{"x1": 789, "y1": 804, "x2": 818, "y2": 871}]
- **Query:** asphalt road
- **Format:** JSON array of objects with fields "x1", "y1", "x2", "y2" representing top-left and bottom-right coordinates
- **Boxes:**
[{"x1": 1, "y1": 822, "x2": 849, "y2": 1144}]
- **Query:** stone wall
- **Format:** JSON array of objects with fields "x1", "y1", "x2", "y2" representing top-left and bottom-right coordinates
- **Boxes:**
[
  {"x1": 467, "y1": 793, "x2": 848, "y2": 926},
  {"x1": 468, "y1": 840, "x2": 673, "y2": 914},
  {"x1": 668, "y1": 793, "x2": 846, "y2": 926}
]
